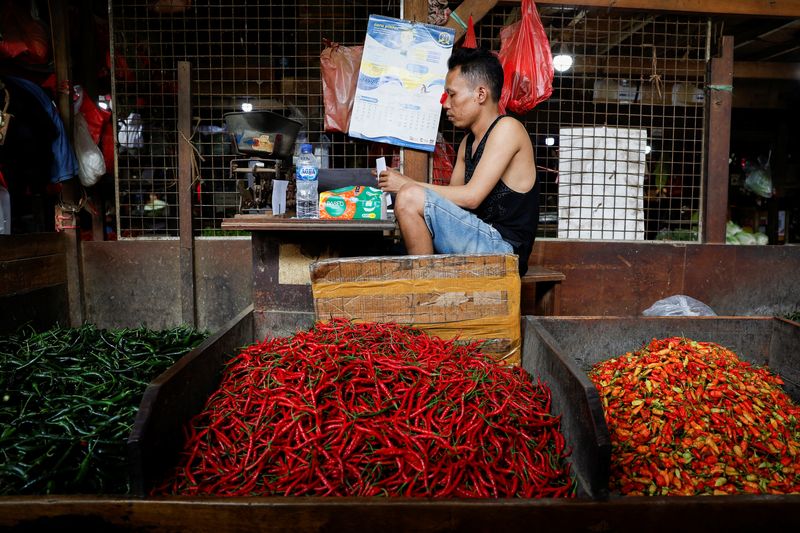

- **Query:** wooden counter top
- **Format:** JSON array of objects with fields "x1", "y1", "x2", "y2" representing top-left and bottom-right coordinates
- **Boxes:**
[{"x1": 221, "y1": 214, "x2": 396, "y2": 232}]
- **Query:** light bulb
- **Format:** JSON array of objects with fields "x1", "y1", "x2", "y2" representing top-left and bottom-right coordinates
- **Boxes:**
[
  {"x1": 645, "y1": 145, "x2": 652, "y2": 155},
  {"x1": 553, "y1": 53, "x2": 573, "y2": 73},
  {"x1": 241, "y1": 102, "x2": 253, "y2": 112},
  {"x1": 545, "y1": 137, "x2": 555, "y2": 146}
]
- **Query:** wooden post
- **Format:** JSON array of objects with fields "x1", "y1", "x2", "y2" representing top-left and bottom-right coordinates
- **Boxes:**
[
  {"x1": 48, "y1": 0, "x2": 85, "y2": 326},
  {"x1": 177, "y1": 61, "x2": 196, "y2": 326},
  {"x1": 403, "y1": 0, "x2": 431, "y2": 183},
  {"x1": 704, "y1": 36, "x2": 733, "y2": 243}
]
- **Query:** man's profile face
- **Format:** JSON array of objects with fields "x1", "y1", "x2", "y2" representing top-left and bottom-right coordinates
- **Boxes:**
[{"x1": 443, "y1": 66, "x2": 479, "y2": 129}]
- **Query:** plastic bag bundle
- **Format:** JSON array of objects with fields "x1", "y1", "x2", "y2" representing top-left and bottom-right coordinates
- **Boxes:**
[
  {"x1": 321, "y1": 41, "x2": 363, "y2": 133},
  {"x1": 642, "y1": 295, "x2": 716, "y2": 317},
  {"x1": 497, "y1": 0, "x2": 553, "y2": 115},
  {"x1": 74, "y1": 114, "x2": 105, "y2": 187}
]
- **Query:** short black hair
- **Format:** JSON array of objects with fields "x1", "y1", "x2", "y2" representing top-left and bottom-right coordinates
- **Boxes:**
[{"x1": 447, "y1": 47, "x2": 504, "y2": 103}]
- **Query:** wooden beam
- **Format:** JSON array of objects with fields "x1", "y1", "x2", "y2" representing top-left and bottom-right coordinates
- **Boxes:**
[
  {"x1": 48, "y1": 0, "x2": 85, "y2": 326},
  {"x1": 444, "y1": 0, "x2": 500, "y2": 42},
  {"x1": 178, "y1": 61, "x2": 196, "y2": 326},
  {"x1": 704, "y1": 36, "x2": 733, "y2": 244},
  {"x1": 734, "y1": 61, "x2": 800, "y2": 80},
  {"x1": 530, "y1": 0, "x2": 800, "y2": 18},
  {"x1": 403, "y1": 0, "x2": 432, "y2": 182},
  {"x1": 572, "y1": 56, "x2": 706, "y2": 78}
]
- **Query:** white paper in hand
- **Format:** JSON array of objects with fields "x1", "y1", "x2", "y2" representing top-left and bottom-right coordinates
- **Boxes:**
[{"x1": 376, "y1": 157, "x2": 392, "y2": 207}]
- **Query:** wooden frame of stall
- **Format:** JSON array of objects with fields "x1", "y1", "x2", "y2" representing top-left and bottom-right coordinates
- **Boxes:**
[
  {"x1": 2, "y1": 1, "x2": 800, "y2": 530},
  {"x1": 4, "y1": 0, "x2": 800, "y2": 334}
]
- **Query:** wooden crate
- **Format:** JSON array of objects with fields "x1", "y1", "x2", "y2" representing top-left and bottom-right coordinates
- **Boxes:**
[
  {"x1": 310, "y1": 254, "x2": 521, "y2": 363},
  {"x1": 523, "y1": 316, "x2": 800, "y2": 500}
]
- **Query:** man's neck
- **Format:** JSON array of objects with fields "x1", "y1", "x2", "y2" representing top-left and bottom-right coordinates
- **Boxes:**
[{"x1": 469, "y1": 108, "x2": 501, "y2": 143}]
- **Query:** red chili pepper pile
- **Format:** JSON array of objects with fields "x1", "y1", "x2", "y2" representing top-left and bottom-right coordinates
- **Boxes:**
[
  {"x1": 155, "y1": 319, "x2": 575, "y2": 498},
  {"x1": 589, "y1": 337, "x2": 800, "y2": 496}
]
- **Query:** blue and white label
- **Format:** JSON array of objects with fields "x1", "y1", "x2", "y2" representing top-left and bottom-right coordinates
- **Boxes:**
[{"x1": 297, "y1": 165, "x2": 318, "y2": 181}]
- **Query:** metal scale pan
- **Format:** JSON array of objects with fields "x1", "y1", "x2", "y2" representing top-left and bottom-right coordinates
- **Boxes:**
[{"x1": 223, "y1": 111, "x2": 302, "y2": 214}]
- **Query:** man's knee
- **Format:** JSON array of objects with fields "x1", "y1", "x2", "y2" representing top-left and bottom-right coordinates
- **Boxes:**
[{"x1": 395, "y1": 183, "x2": 425, "y2": 217}]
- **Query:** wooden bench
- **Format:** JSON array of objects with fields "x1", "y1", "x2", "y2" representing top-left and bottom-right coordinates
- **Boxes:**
[{"x1": 521, "y1": 266, "x2": 566, "y2": 316}]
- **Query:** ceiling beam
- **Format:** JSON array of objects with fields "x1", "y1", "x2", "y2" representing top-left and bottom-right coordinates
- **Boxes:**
[
  {"x1": 734, "y1": 61, "x2": 800, "y2": 80},
  {"x1": 526, "y1": 0, "x2": 800, "y2": 18},
  {"x1": 569, "y1": 57, "x2": 800, "y2": 81},
  {"x1": 733, "y1": 19, "x2": 800, "y2": 50}
]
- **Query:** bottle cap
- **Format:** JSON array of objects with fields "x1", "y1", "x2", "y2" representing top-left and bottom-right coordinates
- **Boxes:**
[{"x1": 301, "y1": 143, "x2": 313, "y2": 154}]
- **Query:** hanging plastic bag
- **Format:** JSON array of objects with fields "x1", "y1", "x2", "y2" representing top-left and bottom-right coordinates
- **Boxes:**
[
  {"x1": 642, "y1": 295, "x2": 716, "y2": 317},
  {"x1": 462, "y1": 15, "x2": 478, "y2": 49},
  {"x1": 320, "y1": 40, "x2": 363, "y2": 133},
  {"x1": 118, "y1": 112, "x2": 144, "y2": 151},
  {"x1": 74, "y1": 114, "x2": 106, "y2": 187},
  {"x1": 743, "y1": 155, "x2": 774, "y2": 198},
  {"x1": 432, "y1": 133, "x2": 455, "y2": 186},
  {"x1": 0, "y1": 0, "x2": 50, "y2": 64},
  {"x1": 497, "y1": 0, "x2": 553, "y2": 115}
]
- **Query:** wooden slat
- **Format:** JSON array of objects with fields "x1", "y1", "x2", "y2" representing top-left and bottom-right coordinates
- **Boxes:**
[
  {"x1": 704, "y1": 36, "x2": 733, "y2": 244},
  {"x1": 531, "y1": 0, "x2": 800, "y2": 17},
  {"x1": 0, "y1": 254, "x2": 67, "y2": 297},
  {"x1": 221, "y1": 216, "x2": 395, "y2": 232},
  {"x1": 0, "y1": 234, "x2": 65, "y2": 261},
  {"x1": 2, "y1": 494, "x2": 800, "y2": 531},
  {"x1": 734, "y1": 62, "x2": 800, "y2": 81},
  {"x1": 48, "y1": 0, "x2": 84, "y2": 327},
  {"x1": 402, "y1": 0, "x2": 432, "y2": 183},
  {"x1": 178, "y1": 61, "x2": 196, "y2": 327}
]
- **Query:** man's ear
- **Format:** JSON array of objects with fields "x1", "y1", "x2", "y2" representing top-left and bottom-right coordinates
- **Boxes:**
[{"x1": 476, "y1": 86, "x2": 489, "y2": 103}]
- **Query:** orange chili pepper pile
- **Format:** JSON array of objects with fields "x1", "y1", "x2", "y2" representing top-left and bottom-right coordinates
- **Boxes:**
[
  {"x1": 156, "y1": 319, "x2": 575, "y2": 498},
  {"x1": 589, "y1": 337, "x2": 800, "y2": 496}
]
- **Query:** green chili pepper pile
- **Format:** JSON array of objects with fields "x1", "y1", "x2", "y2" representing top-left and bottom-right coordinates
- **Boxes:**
[
  {"x1": 589, "y1": 337, "x2": 800, "y2": 496},
  {"x1": 0, "y1": 323, "x2": 206, "y2": 495},
  {"x1": 157, "y1": 319, "x2": 575, "y2": 498}
]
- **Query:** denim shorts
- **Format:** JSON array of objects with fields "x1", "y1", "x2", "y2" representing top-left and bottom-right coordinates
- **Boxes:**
[{"x1": 423, "y1": 189, "x2": 513, "y2": 255}]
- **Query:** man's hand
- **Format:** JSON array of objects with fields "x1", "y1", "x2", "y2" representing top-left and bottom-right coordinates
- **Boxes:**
[{"x1": 373, "y1": 168, "x2": 414, "y2": 194}]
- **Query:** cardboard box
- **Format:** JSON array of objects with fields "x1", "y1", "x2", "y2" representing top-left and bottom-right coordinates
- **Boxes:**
[{"x1": 310, "y1": 254, "x2": 521, "y2": 363}]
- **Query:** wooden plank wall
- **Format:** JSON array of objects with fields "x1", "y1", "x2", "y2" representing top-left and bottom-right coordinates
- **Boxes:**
[
  {"x1": 78, "y1": 239, "x2": 800, "y2": 333},
  {"x1": 530, "y1": 241, "x2": 800, "y2": 316},
  {"x1": 81, "y1": 239, "x2": 253, "y2": 333},
  {"x1": 0, "y1": 234, "x2": 69, "y2": 333}
]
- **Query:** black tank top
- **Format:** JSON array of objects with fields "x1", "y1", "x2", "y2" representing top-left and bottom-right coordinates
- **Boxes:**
[{"x1": 464, "y1": 115, "x2": 539, "y2": 275}]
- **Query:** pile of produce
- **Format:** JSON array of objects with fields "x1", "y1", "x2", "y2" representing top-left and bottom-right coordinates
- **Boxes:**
[
  {"x1": 0, "y1": 324, "x2": 207, "y2": 494},
  {"x1": 589, "y1": 337, "x2": 800, "y2": 496},
  {"x1": 157, "y1": 320, "x2": 575, "y2": 498},
  {"x1": 726, "y1": 220, "x2": 769, "y2": 245}
]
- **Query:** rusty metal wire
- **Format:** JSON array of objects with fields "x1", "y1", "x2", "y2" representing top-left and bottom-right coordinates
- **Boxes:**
[
  {"x1": 111, "y1": 2, "x2": 708, "y2": 242},
  {"x1": 443, "y1": 6, "x2": 711, "y2": 241}
]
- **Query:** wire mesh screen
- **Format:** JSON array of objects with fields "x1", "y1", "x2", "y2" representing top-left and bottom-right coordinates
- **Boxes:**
[
  {"x1": 447, "y1": 6, "x2": 711, "y2": 241},
  {"x1": 110, "y1": 0, "x2": 400, "y2": 237},
  {"x1": 111, "y1": 2, "x2": 708, "y2": 241}
]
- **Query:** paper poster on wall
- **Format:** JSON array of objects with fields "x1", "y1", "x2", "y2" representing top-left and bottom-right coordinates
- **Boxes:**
[{"x1": 348, "y1": 15, "x2": 455, "y2": 152}]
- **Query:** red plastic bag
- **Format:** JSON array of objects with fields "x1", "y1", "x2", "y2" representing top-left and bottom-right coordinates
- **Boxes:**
[
  {"x1": 497, "y1": 0, "x2": 553, "y2": 115},
  {"x1": 79, "y1": 94, "x2": 111, "y2": 144},
  {"x1": 0, "y1": 0, "x2": 50, "y2": 64},
  {"x1": 320, "y1": 40, "x2": 363, "y2": 133},
  {"x1": 432, "y1": 134, "x2": 455, "y2": 186}
]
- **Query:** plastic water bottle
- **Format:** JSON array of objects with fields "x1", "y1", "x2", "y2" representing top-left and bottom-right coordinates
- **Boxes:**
[{"x1": 295, "y1": 143, "x2": 319, "y2": 219}]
